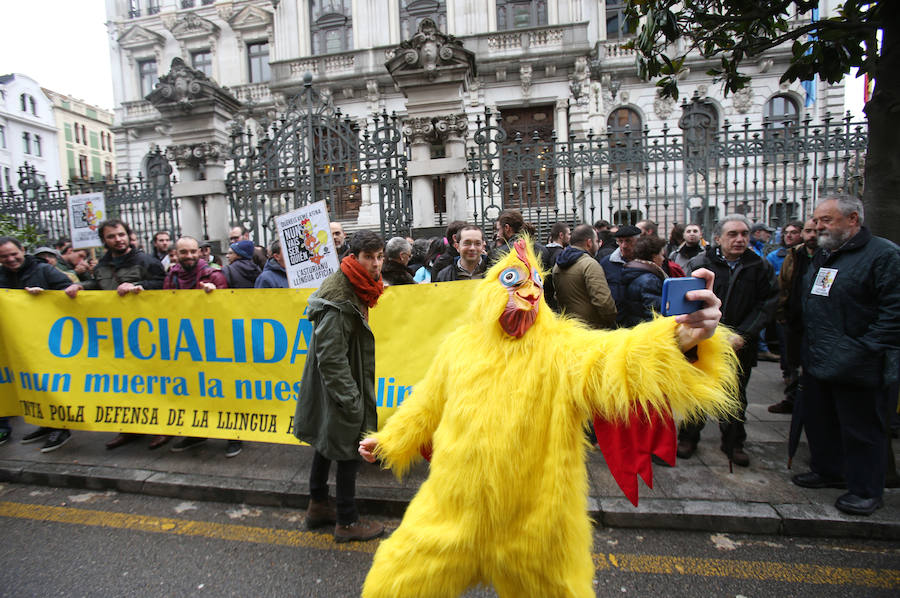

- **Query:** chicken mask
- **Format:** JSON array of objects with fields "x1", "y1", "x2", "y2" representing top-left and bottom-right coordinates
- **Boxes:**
[{"x1": 489, "y1": 238, "x2": 544, "y2": 338}]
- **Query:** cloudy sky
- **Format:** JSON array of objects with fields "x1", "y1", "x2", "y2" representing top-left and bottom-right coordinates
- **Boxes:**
[
  {"x1": 0, "y1": 1, "x2": 867, "y2": 118},
  {"x1": 1, "y1": 1, "x2": 114, "y2": 109}
]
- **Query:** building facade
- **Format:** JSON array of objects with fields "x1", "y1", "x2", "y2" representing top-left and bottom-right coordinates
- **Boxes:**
[
  {"x1": 43, "y1": 89, "x2": 117, "y2": 187},
  {"x1": 106, "y1": 0, "x2": 857, "y2": 239},
  {"x1": 0, "y1": 74, "x2": 62, "y2": 194}
]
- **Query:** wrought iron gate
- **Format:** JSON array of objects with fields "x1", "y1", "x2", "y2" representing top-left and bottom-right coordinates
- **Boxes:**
[
  {"x1": 0, "y1": 149, "x2": 178, "y2": 246},
  {"x1": 226, "y1": 79, "x2": 411, "y2": 244},
  {"x1": 467, "y1": 97, "x2": 867, "y2": 238}
]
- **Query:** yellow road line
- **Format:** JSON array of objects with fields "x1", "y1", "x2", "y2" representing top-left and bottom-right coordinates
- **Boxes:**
[
  {"x1": 1, "y1": 500, "x2": 897, "y2": 588},
  {"x1": 596, "y1": 553, "x2": 900, "y2": 589},
  {"x1": 0, "y1": 500, "x2": 378, "y2": 554}
]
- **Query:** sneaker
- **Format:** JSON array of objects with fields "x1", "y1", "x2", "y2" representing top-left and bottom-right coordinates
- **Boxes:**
[
  {"x1": 224, "y1": 440, "x2": 243, "y2": 458},
  {"x1": 21, "y1": 427, "x2": 53, "y2": 444},
  {"x1": 0, "y1": 429, "x2": 9, "y2": 446},
  {"x1": 41, "y1": 429, "x2": 71, "y2": 453},
  {"x1": 334, "y1": 518, "x2": 385, "y2": 543},
  {"x1": 170, "y1": 437, "x2": 207, "y2": 452}
]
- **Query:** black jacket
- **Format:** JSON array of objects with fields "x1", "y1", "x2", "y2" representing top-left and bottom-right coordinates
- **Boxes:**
[
  {"x1": 435, "y1": 257, "x2": 488, "y2": 282},
  {"x1": 621, "y1": 261, "x2": 666, "y2": 327},
  {"x1": 685, "y1": 246, "x2": 778, "y2": 366},
  {"x1": 801, "y1": 227, "x2": 900, "y2": 388},
  {"x1": 382, "y1": 259, "x2": 416, "y2": 286},
  {"x1": 223, "y1": 258, "x2": 262, "y2": 288},
  {"x1": 0, "y1": 255, "x2": 73, "y2": 290},
  {"x1": 81, "y1": 248, "x2": 165, "y2": 291}
]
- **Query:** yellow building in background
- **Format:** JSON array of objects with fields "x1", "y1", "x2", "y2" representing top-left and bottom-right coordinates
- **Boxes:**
[{"x1": 43, "y1": 89, "x2": 116, "y2": 187}]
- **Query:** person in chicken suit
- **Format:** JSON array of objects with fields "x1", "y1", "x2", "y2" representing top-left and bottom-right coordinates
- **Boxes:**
[{"x1": 358, "y1": 238, "x2": 739, "y2": 598}]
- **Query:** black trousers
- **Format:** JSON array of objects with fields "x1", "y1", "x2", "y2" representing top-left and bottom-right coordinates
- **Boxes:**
[
  {"x1": 679, "y1": 365, "x2": 752, "y2": 452},
  {"x1": 309, "y1": 450, "x2": 360, "y2": 525},
  {"x1": 802, "y1": 374, "x2": 893, "y2": 499}
]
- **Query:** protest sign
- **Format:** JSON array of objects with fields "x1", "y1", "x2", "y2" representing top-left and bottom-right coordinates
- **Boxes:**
[
  {"x1": 275, "y1": 201, "x2": 339, "y2": 288},
  {"x1": 67, "y1": 192, "x2": 105, "y2": 249}
]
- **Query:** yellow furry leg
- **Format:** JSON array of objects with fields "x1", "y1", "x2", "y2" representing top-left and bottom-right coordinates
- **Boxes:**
[{"x1": 361, "y1": 526, "x2": 480, "y2": 598}]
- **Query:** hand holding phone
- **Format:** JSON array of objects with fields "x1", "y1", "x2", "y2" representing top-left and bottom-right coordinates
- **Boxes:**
[{"x1": 661, "y1": 277, "x2": 706, "y2": 316}]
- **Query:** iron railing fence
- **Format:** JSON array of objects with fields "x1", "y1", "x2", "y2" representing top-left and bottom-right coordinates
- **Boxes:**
[
  {"x1": 227, "y1": 78, "x2": 412, "y2": 245},
  {"x1": 0, "y1": 149, "x2": 178, "y2": 248},
  {"x1": 467, "y1": 99, "x2": 867, "y2": 242}
]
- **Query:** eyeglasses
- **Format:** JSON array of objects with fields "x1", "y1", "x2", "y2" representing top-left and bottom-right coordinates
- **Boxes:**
[{"x1": 229, "y1": 236, "x2": 240, "y2": 242}]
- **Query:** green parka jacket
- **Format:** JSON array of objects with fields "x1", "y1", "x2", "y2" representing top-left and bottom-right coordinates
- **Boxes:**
[{"x1": 293, "y1": 269, "x2": 377, "y2": 461}]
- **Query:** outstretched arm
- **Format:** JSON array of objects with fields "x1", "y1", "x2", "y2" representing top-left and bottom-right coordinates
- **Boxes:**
[
  {"x1": 579, "y1": 268, "x2": 740, "y2": 424},
  {"x1": 360, "y1": 352, "x2": 451, "y2": 479}
]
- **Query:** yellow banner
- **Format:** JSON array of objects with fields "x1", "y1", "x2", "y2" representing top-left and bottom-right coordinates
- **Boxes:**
[{"x1": 0, "y1": 283, "x2": 476, "y2": 443}]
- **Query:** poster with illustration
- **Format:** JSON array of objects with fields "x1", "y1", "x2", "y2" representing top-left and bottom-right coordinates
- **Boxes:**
[
  {"x1": 68, "y1": 192, "x2": 106, "y2": 249},
  {"x1": 275, "y1": 201, "x2": 339, "y2": 288}
]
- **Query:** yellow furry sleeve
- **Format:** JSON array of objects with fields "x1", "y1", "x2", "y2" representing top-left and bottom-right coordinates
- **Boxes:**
[
  {"x1": 578, "y1": 316, "x2": 740, "y2": 424},
  {"x1": 371, "y1": 351, "x2": 450, "y2": 479}
]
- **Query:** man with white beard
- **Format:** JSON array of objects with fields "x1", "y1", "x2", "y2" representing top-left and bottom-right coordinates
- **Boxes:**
[{"x1": 791, "y1": 196, "x2": 900, "y2": 516}]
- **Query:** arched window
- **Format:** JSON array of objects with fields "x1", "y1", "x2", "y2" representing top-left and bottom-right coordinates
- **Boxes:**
[
  {"x1": 607, "y1": 107, "x2": 642, "y2": 173},
  {"x1": 764, "y1": 94, "x2": 799, "y2": 128}
]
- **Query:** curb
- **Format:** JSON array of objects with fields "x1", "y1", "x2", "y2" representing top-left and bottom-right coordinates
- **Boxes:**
[{"x1": 2, "y1": 459, "x2": 897, "y2": 541}]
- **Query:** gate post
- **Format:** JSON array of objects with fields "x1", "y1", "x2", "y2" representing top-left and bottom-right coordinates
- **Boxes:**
[
  {"x1": 146, "y1": 58, "x2": 242, "y2": 242},
  {"x1": 386, "y1": 18, "x2": 476, "y2": 232}
]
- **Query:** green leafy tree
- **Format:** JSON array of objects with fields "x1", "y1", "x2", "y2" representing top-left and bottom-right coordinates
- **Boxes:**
[
  {"x1": 625, "y1": 0, "x2": 897, "y2": 242},
  {"x1": 0, "y1": 214, "x2": 45, "y2": 248}
]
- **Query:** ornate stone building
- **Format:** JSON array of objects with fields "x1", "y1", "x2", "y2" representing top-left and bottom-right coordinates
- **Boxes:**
[
  {"x1": 107, "y1": 0, "x2": 854, "y2": 239},
  {"x1": 43, "y1": 90, "x2": 117, "y2": 187}
]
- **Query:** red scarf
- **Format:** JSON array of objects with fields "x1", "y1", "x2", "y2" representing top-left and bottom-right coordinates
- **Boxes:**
[{"x1": 340, "y1": 254, "x2": 384, "y2": 308}]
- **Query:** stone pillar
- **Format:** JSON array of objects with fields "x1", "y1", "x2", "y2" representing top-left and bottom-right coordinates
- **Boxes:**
[
  {"x1": 146, "y1": 58, "x2": 242, "y2": 242},
  {"x1": 386, "y1": 18, "x2": 476, "y2": 233}
]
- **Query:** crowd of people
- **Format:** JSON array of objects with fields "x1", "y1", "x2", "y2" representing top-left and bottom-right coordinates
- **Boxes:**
[{"x1": 0, "y1": 196, "x2": 897, "y2": 520}]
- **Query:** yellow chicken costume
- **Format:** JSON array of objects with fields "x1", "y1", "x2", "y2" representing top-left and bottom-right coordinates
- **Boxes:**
[{"x1": 361, "y1": 239, "x2": 738, "y2": 598}]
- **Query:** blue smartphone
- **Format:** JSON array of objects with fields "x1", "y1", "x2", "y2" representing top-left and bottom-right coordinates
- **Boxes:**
[{"x1": 661, "y1": 277, "x2": 706, "y2": 316}]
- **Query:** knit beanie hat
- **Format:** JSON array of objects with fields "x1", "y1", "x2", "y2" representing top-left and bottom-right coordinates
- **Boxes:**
[{"x1": 231, "y1": 240, "x2": 255, "y2": 259}]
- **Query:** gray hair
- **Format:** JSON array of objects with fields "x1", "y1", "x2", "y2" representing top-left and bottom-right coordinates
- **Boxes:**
[
  {"x1": 714, "y1": 214, "x2": 752, "y2": 237},
  {"x1": 385, "y1": 236, "x2": 411, "y2": 260},
  {"x1": 819, "y1": 194, "x2": 865, "y2": 224}
]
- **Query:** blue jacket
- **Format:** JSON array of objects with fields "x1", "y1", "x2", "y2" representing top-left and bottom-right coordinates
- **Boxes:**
[
  {"x1": 254, "y1": 259, "x2": 288, "y2": 288},
  {"x1": 600, "y1": 248, "x2": 627, "y2": 326},
  {"x1": 766, "y1": 246, "x2": 788, "y2": 276},
  {"x1": 620, "y1": 261, "x2": 666, "y2": 327}
]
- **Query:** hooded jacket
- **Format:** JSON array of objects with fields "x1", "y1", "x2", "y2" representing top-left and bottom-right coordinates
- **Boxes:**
[
  {"x1": 0, "y1": 255, "x2": 73, "y2": 290},
  {"x1": 621, "y1": 260, "x2": 667, "y2": 327},
  {"x1": 801, "y1": 227, "x2": 900, "y2": 388},
  {"x1": 80, "y1": 247, "x2": 165, "y2": 291},
  {"x1": 551, "y1": 246, "x2": 616, "y2": 329},
  {"x1": 222, "y1": 257, "x2": 261, "y2": 289},
  {"x1": 254, "y1": 258, "x2": 289, "y2": 288},
  {"x1": 293, "y1": 269, "x2": 377, "y2": 461}
]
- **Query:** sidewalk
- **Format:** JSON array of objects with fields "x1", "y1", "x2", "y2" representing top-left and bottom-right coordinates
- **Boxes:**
[{"x1": 1, "y1": 362, "x2": 897, "y2": 540}]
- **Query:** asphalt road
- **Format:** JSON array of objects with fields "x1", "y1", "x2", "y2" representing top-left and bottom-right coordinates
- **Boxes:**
[{"x1": 0, "y1": 483, "x2": 897, "y2": 598}]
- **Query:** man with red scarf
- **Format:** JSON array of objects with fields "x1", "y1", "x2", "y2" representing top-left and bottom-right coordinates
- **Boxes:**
[{"x1": 294, "y1": 230, "x2": 386, "y2": 543}]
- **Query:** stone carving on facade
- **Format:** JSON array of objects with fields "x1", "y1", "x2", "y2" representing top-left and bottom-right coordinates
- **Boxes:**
[
  {"x1": 366, "y1": 80, "x2": 380, "y2": 104},
  {"x1": 403, "y1": 114, "x2": 468, "y2": 145},
  {"x1": 166, "y1": 141, "x2": 227, "y2": 168},
  {"x1": 520, "y1": 64, "x2": 533, "y2": 97},
  {"x1": 146, "y1": 57, "x2": 240, "y2": 114},
  {"x1": 467, "y1": 77, "x2": 482, "y2": 107},
  {"x1": 732, "y1": 87, "x2": 753, "y2": 114},
  {"x1": 385, "y1": 17, "x2": 476, "y2": 82},
  {"x1": 696, "y1": 84, "x2": 709, "y2": 98},
  {"x1": 654, "y1": 91, "x2": 676, "y2": 120}
]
